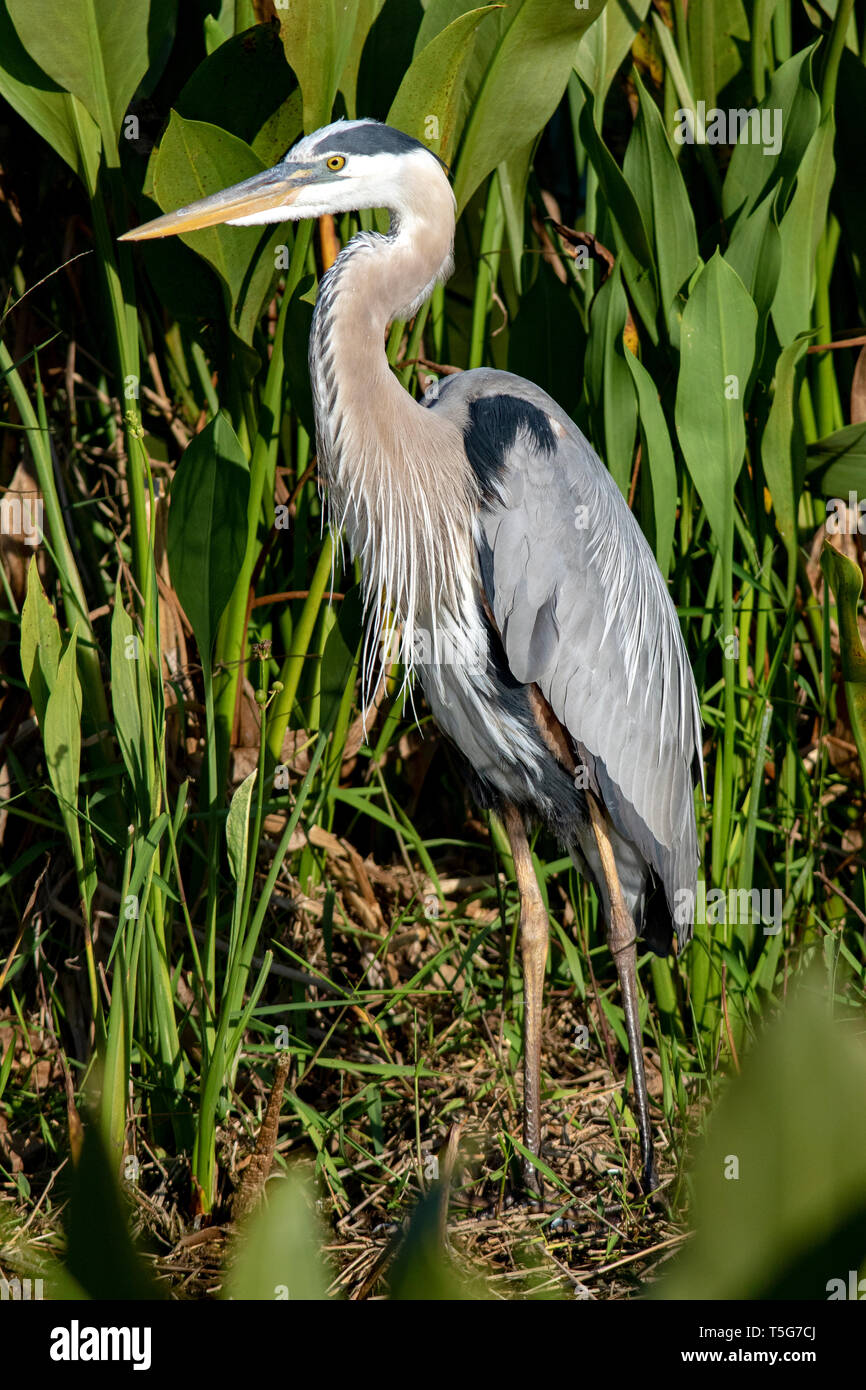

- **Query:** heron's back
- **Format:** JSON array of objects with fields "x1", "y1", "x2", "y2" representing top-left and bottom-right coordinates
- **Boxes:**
[{"x1": 419, "y1": 368, "x2": 703, "y2": 953}]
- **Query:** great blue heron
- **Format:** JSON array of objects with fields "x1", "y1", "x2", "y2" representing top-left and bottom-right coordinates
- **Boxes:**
[{"x1": 122, "y1": 118, "x2": 703, "y2": 1197}]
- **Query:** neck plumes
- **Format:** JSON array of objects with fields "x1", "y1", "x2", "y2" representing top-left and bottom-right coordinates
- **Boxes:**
[{"x1": 310, "y1": 159, "x2": 476, "y2": 690}]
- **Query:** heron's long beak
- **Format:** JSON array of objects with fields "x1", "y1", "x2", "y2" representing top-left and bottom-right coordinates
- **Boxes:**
[{"x1": 119, "y1": 164, "x2": 315, "y2": 241}]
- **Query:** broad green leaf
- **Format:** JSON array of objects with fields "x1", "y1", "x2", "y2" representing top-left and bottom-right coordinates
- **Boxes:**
[
  {"x1": 226, "y1": 768, "x2": 257, "y2": 884},
  {"x1": 251, "y1": 88, "x2": 304, "y2": 172},
  {"x1": 656, "y1": 981, "x2": 866, "y2": 1299},
  {"x1": 414, "y1": 0, "x2": 500, "y2": 83},
  {"x1": 578, "y1": 84, "x2": 658, "y2": 341},
  {"x1": 416, "y1": 0, "x2": 491, "y2": 50},
  {"x1": 388, "y1": 6, "x2": 499, "y2": 167},
  {"x1": 624, "y1": 349, "x2": 677, "y2": 574},
  {"x1": 20, "y1": 558, "x2": 62, "y2": 728},
  {"x1": 760, "y1": 335, "x2": 810, "y2": 582},
  {"x1": 151, "y1": 113, "x2": 282, "y2": 344},
  {"x1": 807, "y1": 422, "x2": 866, "y2": 497},
  {"x1": 623, "y1": 71, "x2": 698, "y2": 327},
  {"x1": 0, "y1": 1, "x2": 99, "y2": 180},
  {"x1": 174, "y1": 22, "x2": 296, "y2": 152},
  {"x1": 453, "y1": 0, "x2": 605, "y2": 213},
  {"x1": 688, "y1": 0, "x2": 748, "y2": 112},
  {"x1": 414, "y1": 0, "x2": 503, "y2": 137},
  {"x1": 166, "y1": 413, "x2": 250, "y2": 657},
  {"x1": 110, "y1": 585, "x2": 155, "y2": 820},
  {"x1": 723, "y1": 187, "x2": 782, "y2": 328},
  {"x1": 277, "y1": 0, "x2": 357, "y2": 133},
  {"x1": 575, "y1": 0, "x2": 651, "y2": 117},
  {"x1": 822, "y1": 545, "x2": 866, "y2": 785},
  {"x1": 7, "y1": 0, "x2": 151, "y2": 145},
  {"x1": 771, "y1": 113, "x2": 836, "y2": 348},
  {"x1": 169, "y1": 20, "x2": 303, "y2": 168},
  {"x1": 675, "y1": 251, "x2": 757, "y2": 552},
  {"x1": 44, "y1": 627, "x2": 82, "y2": 818},
  {"x1": 226, "y1": 1172, "x2": 329, "y2": 1300},
  {"x1": 722, "y1": 45, "x2": 821, "y2": 227},
  {"x1": 584, "y1": 264, "x2": 637, "y2": 499}
]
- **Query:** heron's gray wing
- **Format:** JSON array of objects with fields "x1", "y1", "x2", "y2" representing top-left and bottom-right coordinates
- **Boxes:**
[{"x1": 429, "y1": 369, "x2": 703, "y2": 930}]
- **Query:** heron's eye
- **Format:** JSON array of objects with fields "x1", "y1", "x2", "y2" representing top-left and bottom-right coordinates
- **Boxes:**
[{"x1": 326, "y1": 155, "x2": 346, "y2": 172}]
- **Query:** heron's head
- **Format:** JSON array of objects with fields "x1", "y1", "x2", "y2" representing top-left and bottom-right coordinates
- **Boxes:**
[{"x1": 120, "y1": 118, "x2": 454, "y2": 242}]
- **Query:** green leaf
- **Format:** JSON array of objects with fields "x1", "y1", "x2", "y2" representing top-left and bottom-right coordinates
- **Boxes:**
[
  {"x1": 624, "y1": 348, "x2": 677, "y2": 574},
  {"x1": 723, "y1": 187, "x2": 782, "y2": 331},
  {"x1": 575, "y1": 0, "x2": 651, "y2": 115},
  {"x1": 44, "y1": 627, "x2": 83, "y2": 859},
  {"x1": 675, "y1": 251, "x2": 757, "y2": 553},
  {"x1": 110, "y1": 585, "x2": 155, "y2": 820},
  {"x1": 760, "y1": 335, "x2": 810, "y2": 581},
  {"x1": 771, "y1": 113, "x2": 835, "y2": 348},
  {"x1": 226, "y1": 1172, "x2": 329, "y2": 1300},
  {"x1": 722, "y1": 44, "x2": 821, "y2": 228},
  {"x1": 251, "y1": 88, "x2": 304, "y2": 172},
  {"x1": 151, "y1": 113, "x2": 282, "y2": 344},
  {"x1": 834, "y1": 50, "x2": 866, "y2": 318},
  {"x1": 822, "y1": 544, "x2": 866, "y2": 785},
  {"x1": 388, "y1": 6, "x2": 500, "y2": 167},
  {"x1": 577, "y1": 83, "x2": 658, "y2": 342},
  {"x1": 390, "y1": 1188, "x2": 484, "y2": 1299},
  {"x1": 7, "y1": 0, "x2": 151, "y2": 145},
  {"x1": 807, "y1": 422, "x2": 866, "y2": 497},
  {"x1": 65, "y1": 1127, "x2": 162, "y2": 1300},
  {"x1": 656, "y1": 981, "x2": 866, "y2": 1299},
  {"x1": 497, "y1": 138, "x2": 535, "y2": 291},
  {"x1": 584, "y1": 263, "x2": 637, "y2": 498},
  {"x1": 20, "y1": 558, "x2": 62, "y2": 728},
  {"x1": 166, "y1": 413, "x2": 250, "y2": 657},
  {"x1": 414, "y1": 0, "x2": 502, "y2": 129},
  {"x1": 0, "y1": 0, "x2": 100, "y2": 180},
  {"x1": 277, "y1": 0, "x2": 357, "y2": 133},
  {"x1": 174, "y1": 22, "x2": 297, "y2": 152},
  {"x1": 453, "y1": 0, "x2": 605, "y2": 213},
  {"x1": 688, "y1": 0, "x2": 748, "y2": 108},
  {"x1": 623, "y1": 70, "x2": 699, "y2": 328},
  {"x1": 226, "y1": 768, "x2": 257, "y2": 885},
  {"x1": 203, "y1": 13, "x2": 228, "y2": 55}
]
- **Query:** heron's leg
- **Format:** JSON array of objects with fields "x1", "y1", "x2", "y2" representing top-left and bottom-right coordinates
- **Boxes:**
[
  {"x1": 502, "y1": 803, "x2": 549, "y2": 1198},
  {"x1": 587, "y1": 794, "x2": 658, "y2": 1194}
]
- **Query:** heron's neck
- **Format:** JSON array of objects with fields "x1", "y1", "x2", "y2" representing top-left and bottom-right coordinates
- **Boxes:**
[
  {"x1": 309, "y1": 175, "x2": 477, "y2": 676},
  {"x1": 310, "y1": 178, "x2": 455, "y2": 471}
]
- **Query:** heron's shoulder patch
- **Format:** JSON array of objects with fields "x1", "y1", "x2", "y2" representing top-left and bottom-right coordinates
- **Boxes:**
[{"x1": 463, "y1": 394, "x2": 556, "y2": 500}]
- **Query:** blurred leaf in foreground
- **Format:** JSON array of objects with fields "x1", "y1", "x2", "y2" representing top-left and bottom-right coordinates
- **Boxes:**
[
  {"x1": 226, "y1": 1171, "x2": 330, "y2": 1301},
  {"x1": 656, "y1": 976, "x2": 866, "y2": 1300}
]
